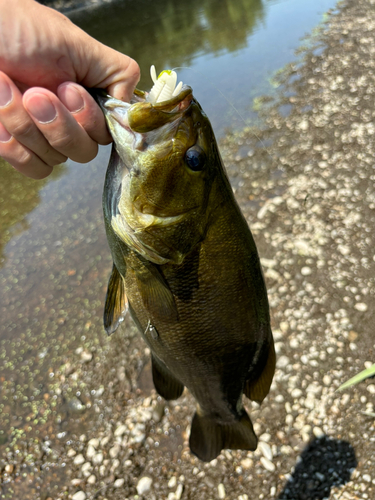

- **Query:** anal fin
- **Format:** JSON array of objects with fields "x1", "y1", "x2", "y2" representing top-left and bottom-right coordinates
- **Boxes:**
[
  {"x1": 104, "y1": 263, "x2": 128, "y2": 335},
  {"x1": 151, "y1": 354, "x2": 184, "y2": 400},
  {"x1": 244, "y1": 337, "x2": 276, "y2": 403},
  {"x1": 189, "y1": 410, "x2": 257, "y2": 462}
]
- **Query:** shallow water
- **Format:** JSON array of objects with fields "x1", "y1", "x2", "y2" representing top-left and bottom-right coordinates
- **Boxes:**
[{"x1": 0, "y1": 0, "x2": 336, "y2": 474}]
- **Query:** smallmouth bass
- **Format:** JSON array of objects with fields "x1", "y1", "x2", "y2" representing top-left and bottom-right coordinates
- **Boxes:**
[{"x1": 96, "y1": 68, "x2": 275, "y2": 462}]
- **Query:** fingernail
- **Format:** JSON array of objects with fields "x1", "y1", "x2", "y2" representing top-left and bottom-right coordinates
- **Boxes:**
[
  {"x1": 0, "y1": 124, "x2": 11, "y2": 142},
  {"x1": 25, "y1": 94, "x2": 57, "y2": 123},
  {"x1": 59, "y1": 85, "x2": 84, "y2": 113},
  {"x1": 0, "y1": 79, "x2": 12, "y2": 107}
]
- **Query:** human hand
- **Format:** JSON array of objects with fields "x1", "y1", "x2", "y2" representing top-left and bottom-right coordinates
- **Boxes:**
[{"x1": 0, "y1": 0, "x2": 140, "y2": 179}]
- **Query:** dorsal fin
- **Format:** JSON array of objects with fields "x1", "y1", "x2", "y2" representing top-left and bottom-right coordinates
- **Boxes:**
[{"x1": 104, "y1": 264, "x2": 128, "y2": 335}]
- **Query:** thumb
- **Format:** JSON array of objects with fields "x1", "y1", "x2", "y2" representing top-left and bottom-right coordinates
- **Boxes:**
[{"x1": 75, "y1": 36, "x2": 140, "y2": 102}]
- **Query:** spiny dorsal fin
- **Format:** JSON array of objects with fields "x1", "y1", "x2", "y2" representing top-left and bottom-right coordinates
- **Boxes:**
[
  {"x1": 104, "y1": 264, "x2": 128, "y2": 335},
  {"x1": 244, "y1": 337, "x2": 276, "y2": 403}
]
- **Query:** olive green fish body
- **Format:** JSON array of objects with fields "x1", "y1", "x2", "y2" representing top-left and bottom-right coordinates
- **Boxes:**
[{"x1": 99, "y1": 86, "x2": 275, "y2": 461}]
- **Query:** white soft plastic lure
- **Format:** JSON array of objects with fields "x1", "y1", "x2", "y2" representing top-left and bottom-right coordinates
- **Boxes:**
[{"x1": 147, "y1": 65, "x2": 183, "y2": 104}]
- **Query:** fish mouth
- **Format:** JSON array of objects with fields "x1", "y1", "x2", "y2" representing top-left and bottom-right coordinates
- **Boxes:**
[{"x1": 95, "y1": 85, "x2": 193, "y2": 138}]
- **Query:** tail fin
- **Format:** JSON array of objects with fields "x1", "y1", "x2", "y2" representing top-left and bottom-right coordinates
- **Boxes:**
[{"x1": 189, "y1": 409, "x2": 257, "y2": 462}]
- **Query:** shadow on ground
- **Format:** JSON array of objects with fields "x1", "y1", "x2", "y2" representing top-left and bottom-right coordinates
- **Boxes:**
[{"x1": 278, "y1": 436, "x2": 357, "y2": 500}]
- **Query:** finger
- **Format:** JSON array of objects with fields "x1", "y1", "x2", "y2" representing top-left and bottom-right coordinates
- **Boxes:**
[
  {"x1": 23, "y1": 88, "x2": 99, "y2": 164},
  {"x1": 0, "y1": 71, "x2": 67, "y2": 167},
  {"x1": 57, "y1": 82, "x2": 111, "y2": 145},
  {"x1": 78, "y1": 40, "x2": 140, "y2": 102},
  {"x1": 0, "y1": 122, "x2": 53, "y2": 179}
]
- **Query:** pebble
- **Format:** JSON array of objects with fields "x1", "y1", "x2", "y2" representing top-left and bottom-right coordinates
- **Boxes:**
[
  {"x1": 87, "y1": 474, "x2": 96, "y2": 484},
  {"x1": 136, "y1": 476, "x2": 153, "y2": 495},
  {"x1": 301, "y1": 266, "x2": 312, "y2": 276},
  {"x1": 109, "y1": 444, "x2": 121, "y2": 458},
  {"x1": 313, "y1": 427, "x2": 325, "y2": 438},
  {"x1": 72, "y1": 493, "x2": 86, "y2": 500},
  {"x1": 354, "y1": 302, "x2": 368, "y2": 311},
  {"x1": 88, "y1": 438, "x2": 99, "y2": 448},
  {"x1": 86, "y1": 445, "x2": 96, "y2": 459},
  {"x1": 93, "y1": 452, "x2": 103, "y2": 465},
  {"x1": 241, "y1": 458, "x2": 253, "y2": 469},
  {"x1": 114, "y1": 478, "x2": 125, "y2": 488},
  {"x1": 114, "y1": 424, "x2": 127, "y2": 437},
  {"x1": 218, "y1": 483, "x2": 226, "y2": 499},
  {"x1": 259, "y1": 441, "x2": 273, "y2": 461},
  {"x1": 175, "y1": 483, "x2": 183, "y2": 500},
  {"x1": 73, "y1": 454, "x2": 85, "y2": 466},
  {"x1": 363, "y1": 474, "x2": 371, "y2": 482},
  {"x1": 81, "y1": 350, "x2": 93, "y2": 362},
  {"x1": 277, "y1": 355, "x2": 290, "y2": 368},
  {"x1": 260, "y1": 456, "x2": 276, "y2": 472},
  {"x1": 168, "y1": 476, "x2": 177, "y2": 488}
]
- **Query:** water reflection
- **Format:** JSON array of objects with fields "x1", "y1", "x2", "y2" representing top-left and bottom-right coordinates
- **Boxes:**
[
  {"x1": 70, "y1": 0, "x2": 265, "y2": 87},
  {"x1": 0, "y1": 160, "x2": 65, "y2": 268}
]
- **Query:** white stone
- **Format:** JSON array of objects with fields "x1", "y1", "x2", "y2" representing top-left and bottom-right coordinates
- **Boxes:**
[
  {"x1": 277, "y1": 356, "x2": 290, "y2": 368},
  {"x1": 259, "y1": 441, "x2": 273, "y2": 461},
  {"x1": 114, "y1": 478, "x2": 125, "y2": 488},
  {"x1": 88, "y1": 438, "x2": 99, "y2": 448},
  {"x1": 86, "y1": 445, "x2": 96, "y2": 459},
  {"x1": 81, "y1": 351, "x2": 93, "y2": 362},
  {"x1": 136, "y1": 476, "x2": 153, "y2": 495},
  {"x1": 114, "y1": 424, "x2": 127, "y2": 437},
  {"x1": 87, "y1": 474, "x2": 96, "y2": 484},
  {"x1": 175, "y1": 483, "x2": 183, "y2": 500},
  {"x1": 73, "y1": 454, "x2": 85, "y2": 465},
  {"x1": 218, "y1": 483, "x2": 226, "y2": 499},
  {"x1": 291, "y1": 388, "x2": 303, "y2": 398},
  {"x1": 72, "y1": 492, "x2": 86, "y2": 500},
  {"x1": 241, "y1": 458, "x2": 253, "y2": 469},
  {"x1": 109, "y1": 444, "x2": 121, "y2": 458},
  {"x1": 301, "y1": 266, "x2": 312, "y2": 276},
  {"x1": 354, "y1": 302, "x2": 368, "y2": 312},
  {"x1": 260, "y1": 456, "x2": 275, "y2": 472},
  {"x1": 93, "y1": 453, "x2": 103, "y2": 465},
  {"x1": 168, "y1": 476, "x2": 177, "y2": 488},
  {"x1": 313, "y1": 427, "x2": 324, "y2": 438}
]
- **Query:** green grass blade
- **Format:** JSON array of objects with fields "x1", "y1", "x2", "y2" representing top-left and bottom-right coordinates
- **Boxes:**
[{"x1": 338, "y1": 364, "x2": 375, "y2": 391}]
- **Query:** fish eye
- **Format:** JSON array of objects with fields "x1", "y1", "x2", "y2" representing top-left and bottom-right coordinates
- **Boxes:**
[{"x1": 185, "y1": 146, "x2": 206, "y2": 172}]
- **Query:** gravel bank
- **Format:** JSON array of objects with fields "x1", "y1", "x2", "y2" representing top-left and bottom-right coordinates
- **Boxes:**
[{"x1": 2, "y1": 0, "x2": 375, "y2": 499}]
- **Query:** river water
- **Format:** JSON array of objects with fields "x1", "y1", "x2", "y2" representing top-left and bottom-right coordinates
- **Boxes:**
[{"x1": 0, "y1": 0, "x2": 337, "y2": 491}]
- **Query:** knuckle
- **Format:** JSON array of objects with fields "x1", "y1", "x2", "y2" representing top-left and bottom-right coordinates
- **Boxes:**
[
  {"x1": 49, "y1": 133, "x2": 78, "y2": 152},
  {"x1": 17, "y1": 149, "x2": 33, "y2": 168},
  {"x1": 10, "y1": 118, "x2": 36, "y2": 139}
]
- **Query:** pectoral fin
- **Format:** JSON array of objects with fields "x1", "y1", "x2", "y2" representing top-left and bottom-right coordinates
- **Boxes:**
[
  {"x1": 104, "y1": 264, "x2": 128, "y2": 335},
  {"x1": 134, "y1": 264, "x2": 179, "y2": 322},
  {"x1": 151, "y1": 354, "x2": 184, "y2": 400},
  {"x1": 189, "y1": 410, "x2": 257, "y2": 462},
  {"x1": 244, "y1": 338, "x2": 276, "y2": 403}
]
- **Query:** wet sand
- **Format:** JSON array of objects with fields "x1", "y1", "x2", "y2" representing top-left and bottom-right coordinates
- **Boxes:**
[{"x1": 1, "y1": 0, "x2": 375, "y2": 499}]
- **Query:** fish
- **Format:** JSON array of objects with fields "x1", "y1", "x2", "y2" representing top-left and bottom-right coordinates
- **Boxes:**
[{"x1": 95, "y1": 67, "x2": 275, "y2": 462}]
